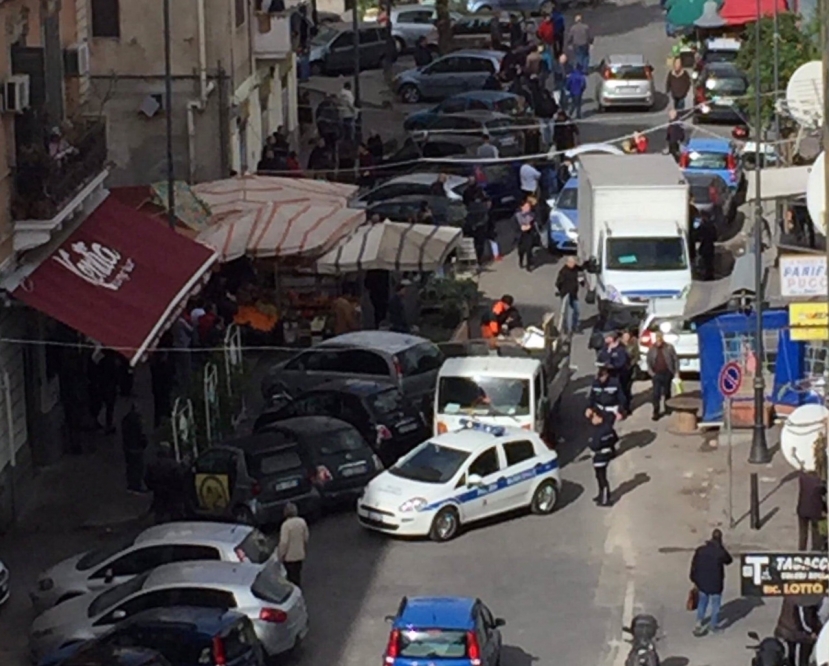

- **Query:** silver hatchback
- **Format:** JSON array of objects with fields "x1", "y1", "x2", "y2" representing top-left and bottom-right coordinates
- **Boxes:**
[{"x1": 596, "y1": 55, "x2": 654, "y2": 111}]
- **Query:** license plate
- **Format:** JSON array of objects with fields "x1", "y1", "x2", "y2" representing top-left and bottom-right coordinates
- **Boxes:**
[
  {"x1": 367, "y1": 510, "x2": 385, "y2": 522},
  {"x1": 397, "y1": 422, "x2": 417, "y2": 434},
  {"x1": 341, "y1": 463, "x2": 368, "y2": 477},
  {"x1": 500, "y1": 136, "x2": 516, "y2": 146},
  {"x1": 274, "y1": 479, "x2": 300, "y2": 491},
  {"x1": 715, "y1": 97, "x2": 734, "y2": 106}
]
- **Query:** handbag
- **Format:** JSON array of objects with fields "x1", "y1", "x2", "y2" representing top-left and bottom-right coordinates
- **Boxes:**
[{"x1": 686, "y1": 586, "x2": 699, "y2": 611}]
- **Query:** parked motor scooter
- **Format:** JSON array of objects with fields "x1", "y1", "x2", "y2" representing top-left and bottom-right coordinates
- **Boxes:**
[
  {"x1": 623, "y1": 614, "x2": 660, "y2": 666},
  {"x1": 746, "y1": 631, "x2": 786, "y2": 666}
]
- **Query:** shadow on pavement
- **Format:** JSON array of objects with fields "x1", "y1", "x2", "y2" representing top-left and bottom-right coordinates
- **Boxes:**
[
  {"x1": 732, "y1": 469, "x2": 796, "y2": 529},
  {"x1": 557, "y1": 479, "x2": 585, "y2": 510},
  {"x1": 719, "y1": 596, "x2": 765, "y2": 629},
  {"x1": 611, "y1": 471, "x2": 651, "y2": 503},
  {"x1": 661, "y1": 657, "x2": 690, "y2": 666},
  {"x1": 617, "y1": 429, "x2": 657, "y2": 457},
  {"x1": 500, "y1": 644, "x2": 540, "y2": 666}
]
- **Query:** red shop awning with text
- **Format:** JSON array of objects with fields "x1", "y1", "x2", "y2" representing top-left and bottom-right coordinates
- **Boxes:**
[{"x1": 13, "y1": 195, "x2": 218, "y2": 365}]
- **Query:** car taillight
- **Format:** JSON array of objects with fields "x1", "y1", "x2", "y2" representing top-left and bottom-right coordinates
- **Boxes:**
[
  {"x1": 640, "y1": 330, "x2": 653, "y2": 346},
  {"x1": 679, "y1": 152, "x2": 689, "y2": 168},
  {"x1": 376, "y1": 424, "x2": 393, "y2": 442},
  {"x1": 392, "y1": 355, "x2": 403, "y2": 379},
  {"x1": 437, "y1": 421, "x2": 448, "y2": 434},
  {"x1": 726, "y1": 153, "x2": 737, "y2": 171},
  {"x1": 694, "y1": 87, "x2": 706, "y2": 103},
  {"x1": 384, "y1": 629, "x2": 401, "y2": 665},
  {"x1": 313, "y1": 465, "x2": 333, "y2": 485},
  {"x1": 603, "y1": 68, "x2": 612, "y2": 80},
  {"x1": 466, "y1": 631, "x2": 481, "y2": 666},
  {"x1": 259, "y1": 608, "x2": 288, "y2": 623},
  {"x1": 251, "y1": 481, "x2": 261, "y2": 497},
  {"x1": 213, "y1": 636, "x2": 227, "y2": 666}
]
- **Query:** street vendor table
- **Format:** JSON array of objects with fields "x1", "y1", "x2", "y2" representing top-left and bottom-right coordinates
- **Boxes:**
[{"x1": 666, "y1": 394, "x2": 701, "y2": 435}]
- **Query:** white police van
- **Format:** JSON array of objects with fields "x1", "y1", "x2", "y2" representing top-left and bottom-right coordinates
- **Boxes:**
[{"x1": 357, "y1": 420, "x2": 561, "y2": 541}]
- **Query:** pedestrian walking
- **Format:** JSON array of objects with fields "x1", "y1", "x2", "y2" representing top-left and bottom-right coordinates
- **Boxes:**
[
  {"x1": 565, "y1": 15, "x2": 593, "y2": 74},
  {"x1": 565, "y1": 64, "x2": 587, "y2": 119},
  {"x1": 646, "y1": 331, "x2": 677, "y2": 421},
  {"x1": 509, "y1": 14, "x2": 524, "y2": 47},
  {"x1": 597, "y1": 331, "x2": 629, "y2": 378},
  {"x1": 552, "y1": 6, "x2": 565, "y2": 57},
  {"x1": 520, "y1": 162, "x2": 541, "y2": 197},
  {"x1": 620, "y1": 329, "x2": 640, "y2": 407},
  {"x1": 690, "y1": 529, "x2": 733, "y2": 636},
  {"x1": 278, "y1": 502, "x2": 309, "y2": 587},
  {"x1": 588, "y1": 408, "x2": 618, "y2": 507},
  {"x1": 665, "y1": 58, "x2": 692, "y2": 111},
  {"x1": 307, "y1": 137, "x2": 332, "y2": 174},
  {"x1": 463, "y1": 176, "x2": 491, "y2": 265},
  {"x1": 388, "y1": 281, "x2": 411, "y2": 333},
  {"x1": 364, "y1": 269, "x2": 390, "y2": 328},
  {"x1": 150, "y1": 342, "x2": 175, "y2": 429},
  {"x1": 413, "y1": 36, "x2": 433, "y2": 67},
  {"x1": 477, "y1": 134, "x2": 500, "y2": 159},
  {"x1": 554, "y1": 54, "x2": 572, "y2": 105},
  {"x1": 666, "y1": 109, "x2": 686, "y2": 162},
  {"x1": 490, "y1": 15, "x2": 503, "y2": 50},
  {"x1": 587, "y1": 364, "x2": 628, "y2": 418},
  {"x1": 775, "y1": 596, "x2": 822, "y2": 666},
  {"x1": 144, "y1": 441, "x2": 184, "y2": 523},
  {"x1": 796, "y1": 464, "x2": 826, "y2": 551},
  {"x1": 697, "y1": 213, "x2": 717, "y2": 281},
  {"x1": 553, "y1": 109, "x2": 579, "y2": 151},
  {"x1": 338, "y1": 82, "x2": 356, "y2": 143},
  {"x1": 555, "y1": 255, "x2": 582, "y2": 333},
  {"x1": 331, "y1": 284, "x2": 361, "y2": 336},
  {"x1": 514, "y1": 198, "x2": 537, "y2": 272},
  {"x1": 121, "y1": 403, "x2": 148, "y2": 494},
  {"x1": 89, "y1": 349, "x2": 119, "y2": 435}
]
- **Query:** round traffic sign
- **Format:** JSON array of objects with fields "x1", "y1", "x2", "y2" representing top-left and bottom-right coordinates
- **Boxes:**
[{"x1": 719, "y1": 361, "x2": 743, "y2": 397}]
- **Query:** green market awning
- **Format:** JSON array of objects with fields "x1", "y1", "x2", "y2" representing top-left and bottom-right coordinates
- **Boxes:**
[{"x1": 666, "y1": 0, "x2": 723, "y2": 27}]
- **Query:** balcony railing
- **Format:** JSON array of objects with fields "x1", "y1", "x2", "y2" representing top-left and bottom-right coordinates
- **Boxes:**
[
  {"x1": 253, "y1": 10, "x2": 293, "y2": 59},
  {"x1": 11, "y1": 120, "x2": 108, "y2": 222}
]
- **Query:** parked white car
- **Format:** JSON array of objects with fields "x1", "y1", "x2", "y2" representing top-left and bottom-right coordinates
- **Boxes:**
[
  {"x1": 30, "y1": 522, "x2": 280, "y2": 614},
  {"x1": 0, "y1": 559, "x2": 9, "y2": 606},
  {"x1": 29, "y1": 560, "x2": 308, "y2": 661},
  {"x1": 637, "y1": 298, "x2": 699, "y2": 376}
]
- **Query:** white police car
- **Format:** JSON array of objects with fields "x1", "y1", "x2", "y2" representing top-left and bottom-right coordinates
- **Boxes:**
[{"x1": 357, "y1": 420, "x2": 561, "y2": 541}]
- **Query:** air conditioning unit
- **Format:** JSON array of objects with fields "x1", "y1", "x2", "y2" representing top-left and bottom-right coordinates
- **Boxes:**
[
  {"x1": 4, "y1": 75, "x2": 30, "y2": 114},
  {"x1": 64, "y1": 42, "x2": 90, "y2": 77}
]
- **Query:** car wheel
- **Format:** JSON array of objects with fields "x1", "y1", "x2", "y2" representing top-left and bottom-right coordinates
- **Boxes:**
[
  {"x1": 233, "y1": 505, "x2": 255, "y2": 525},
  {"x1": 310, "y1": 61, "x2": 324, "y2": 77},
  {"x1": 429, "y1": 505, "x2": 460, "y2": 542},
  {"x1": 394, "y1": 37, "x2": 406, "y2": 54},
  {"x1": 477, "y1": 4, "x2": 492, "y2": 10},
  {"x1": 400, "y1": 84, "x2": 422, "y2": 104},
  {"x1": 530, "y1": 480, "x2": 559, "y2": 515}
]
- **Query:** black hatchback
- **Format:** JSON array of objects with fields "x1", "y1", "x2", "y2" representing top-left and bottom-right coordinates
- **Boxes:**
[{"x1": 255, "y1": 380, "x2": 429, "y2": 466}]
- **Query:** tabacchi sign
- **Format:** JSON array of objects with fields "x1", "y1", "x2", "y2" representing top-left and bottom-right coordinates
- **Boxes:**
[
  {"x1": 741, "y1": 553, "x2": 829, "y2": 597},
  {"x1": 53, "y1": 242, "x2": 135, "y2": 291},
  {"x1": 780, "y1": 255, "x2": 827, "y2": 298}
]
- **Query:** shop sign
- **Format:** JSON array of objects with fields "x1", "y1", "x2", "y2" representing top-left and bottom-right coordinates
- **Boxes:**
[
  {"x1": 741, "y1": 553, "x2": 829, "y2": 596},
  {"x1": 780, "y1": 255, "x2": 827, "y2": 297},
  {"x1": 788, "y1": 302, "x2": 829, "y2": 341}
]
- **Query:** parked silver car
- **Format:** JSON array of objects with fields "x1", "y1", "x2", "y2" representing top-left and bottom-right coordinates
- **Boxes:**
[
  {"x1": 595, "y1": 54, "x2": 654, "y2": 111},
  {"x1": 414, "y1": 110, "x2": 527, "y2": 157},
  {"x1": 391, "y1": 5, "x2": 439, "y2": 52},
  {"x1": 348, "y1": 173, "x2": 469, "y2": 208},
  {"x1": 30, "y1": 522, "x2": 279, "y2": 614},
  {"x1": 394, "y1": 49, "x2": 504, "y2": 103},
  {"x1": 29, "y1": 560, "x2": 307, "y2": 661},
  {"x1": 309, "y1": 23, "x2": 388, "y2": 75}
]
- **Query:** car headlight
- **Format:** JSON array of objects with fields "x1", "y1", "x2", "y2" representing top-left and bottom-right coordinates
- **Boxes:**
[
  {"x1": 606, "y1": 285, "x2": 622, "y2": 303},
  {"x1": 37, "y1": 578, "x2": 54, "y2": 592},
  {"x1": 399, "y1": 497, "x2": 427, "y2": 512},
  {"x1": 680, "y1": 283, "x2": 692, "y2": 299}
]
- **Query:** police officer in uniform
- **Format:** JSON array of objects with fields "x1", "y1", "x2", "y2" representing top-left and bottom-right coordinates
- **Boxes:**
[
  {"x1": 586, "y1": 364, "x2": 629, "y2": 419},
  {"x1": 589, "y1": 409, "x2": 618, "y2": 506},
  {"x1": 597, "y1": 331, "x2": 629, "y2": 377}
]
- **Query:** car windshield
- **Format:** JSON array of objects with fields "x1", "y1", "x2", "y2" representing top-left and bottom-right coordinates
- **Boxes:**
[
  {"x1": 248, "y1": 449, "x2": 304, "y2": 477},
  {"x1": 606, "y1": 237, "x2": 688, "y2": 271},
  {"x1": 437, "y1": 376, "x2": 531, "y2": 416},
  {"x1": 390, "y1": 442, "x2": 470, "y2": 483},
  {"x1": 606, "y1": 65, "x2": 649, "y2": 80},
  {"x1": 252, "y1": 562, "x2": 294, "y2": 605},
  {"x1": 367, "y1": 388, "x2": 405, "y2": 416},
  {"x1": 314, "y1": 428, "x2": 366, "y2": 456},
  {"x1": 556, "y1": 187, "x2": 578, "y2": 210},
  {"x1": 396, "y1": 629, "x2": 470, "y2": 659},
  {"x1": 88, "y1": 572, "x2": 150, "y2": 618},
  {"x1": 76, "y1": 534, "x2": 138, "y2": 571},
  {"x1": 236, "y1": 528, "x2": 277, "y2": 564},
  {"x1": 311, "y1": 26, "x2": 339, "y2": 45},
  {"x1": 705, "y1": 50, "x2": 738, "y2": 64},
  {"x1": 686, "y1": 151, "x2": 728, "y2": 169},
  {"x1": 705, "y1": 74, "x2": 747, "y2": 95},
  {"x1": 649, "y1": 317, "x2": 696, "y2": 333},
  {"x1": 494, "y1": 97, "x2": 520, "y2": 115}
]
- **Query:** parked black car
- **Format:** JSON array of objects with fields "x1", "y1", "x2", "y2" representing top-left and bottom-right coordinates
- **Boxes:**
[{"x1": 255, "y1": 380, "x2": 430, "y2": 466}]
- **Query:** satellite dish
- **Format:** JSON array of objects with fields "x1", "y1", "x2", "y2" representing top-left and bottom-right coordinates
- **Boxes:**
[
  {"x1": 786, "y1": 61, "x2": 823, "y2": 128},
  {"x1": 807, "y1": 152, "x2": 826, "y2": 235},
  {"x1": 780, "y1": 403, "x2": 828, "y2": 471}
]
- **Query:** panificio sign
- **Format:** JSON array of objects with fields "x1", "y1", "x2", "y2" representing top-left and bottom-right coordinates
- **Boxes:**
[
  {"x1": 741, "y1": 553, "x2": 829, "y2": 597},
  {"x1": 780, "y1": 255, "x2": 827, "y2": 297}
]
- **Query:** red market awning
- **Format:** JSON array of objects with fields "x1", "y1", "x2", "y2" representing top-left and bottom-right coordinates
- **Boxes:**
[
  {"x1": 720, "y1": 0, "x2": 787, "y2": 25},
  {"x1": 13, "y1": 195, "x2": 217, "y2": 365}
]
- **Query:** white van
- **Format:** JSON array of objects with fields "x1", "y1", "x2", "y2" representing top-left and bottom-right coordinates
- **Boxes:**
[{"x1": 434, "y1": 356, "x2": 549, "y2": 436}]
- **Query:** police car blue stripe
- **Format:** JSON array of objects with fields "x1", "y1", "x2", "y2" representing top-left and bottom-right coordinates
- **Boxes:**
[{"x1": 421, "y1": 459, "x2": 560, "y2": 512}]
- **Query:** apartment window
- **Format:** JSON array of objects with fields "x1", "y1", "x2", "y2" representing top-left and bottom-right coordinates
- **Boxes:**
[
  {"x1": 235, "y1": 0, "x2": 246, "y2": 26},
  {"x1": 91, "y1": 0, "x2": 120, "y2": 38}
]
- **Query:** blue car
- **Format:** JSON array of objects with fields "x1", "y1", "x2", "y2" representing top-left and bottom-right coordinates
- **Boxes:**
[
  {"x1": 547, "y1": 176, "x2": 578, "y2": 252},
  {"x1": 383, "y1": 597, "x2": 505, "y2": 666},
  {"x1": 679, "y1": 137, "x2": 742, "y2": 190},
  {"x1": 39, "y1": 607, "x2": 265, "y2": 666},
  {"x1": 403, "y1": 91, "x2": 524, "y2": 131}
]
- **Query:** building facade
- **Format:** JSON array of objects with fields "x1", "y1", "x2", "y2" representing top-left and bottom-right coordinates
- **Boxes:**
[{"x1": 87, "y1": 0, "x2": 298, "y2": 185}]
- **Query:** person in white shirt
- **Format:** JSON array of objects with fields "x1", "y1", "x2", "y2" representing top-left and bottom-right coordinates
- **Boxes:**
[
  {"x1": 476, "y1": 134, "x2": 500, "y2": 159},
  {"x1": 339, "y1": 82, "x2": 357, "y2": 142},
  {"x1": 278, "y1": 502, "x2": 310, "y2": 587},
  {"x1": 520, "y1": 162, "x2": 541, "y2": 196}
]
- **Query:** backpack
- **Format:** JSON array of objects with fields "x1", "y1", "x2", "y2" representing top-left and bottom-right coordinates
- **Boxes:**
[{"x1": 537, "y1": 19, "x2": 554, "y2": 44}]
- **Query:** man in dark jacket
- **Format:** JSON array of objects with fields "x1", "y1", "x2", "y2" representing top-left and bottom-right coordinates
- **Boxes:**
[
  {"x1": 796, "y1": 468, "x2": 826, "y2": 551},
  {"x1": 690, "y1": 529, "x2": 733, "y2": 636},
  {"x1": 413, "y1": 36, "x2": 433, "y2": 67},
  {"x1": 555, "y1": 256, "x2": 581, "y2": 333},
  {"x1": 775, "y1": 596, "x2": 822, "y2": 666},
  {"x1": 697, "y1": 213, "x2": 717, "y2": 281},
  {"x1": 586, "y1": 365, "x2": 628, "y2": 418},
  {"x1": 121, "y1": 404, "x2": 149, "y2": 493},
  {"x1": 597, "y1": 331, "x2": 629, "y2": 378},
  {"x1": 665, "y1": 57, "x2": 692, "y2": 110},
  {"x1": 646, "y1": 332, "x2": 678, "y2": 421},
  {"x1": 666, "y1": 109, "x2": 685, "y2": 162}
]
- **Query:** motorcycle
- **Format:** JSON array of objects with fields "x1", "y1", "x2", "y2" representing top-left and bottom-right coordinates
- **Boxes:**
[
  {"x1": 623, "y1": 615, "x2": 660, "y2": 666},
  {"x1": 746, "y1": 631, "x2": 786, "y2": 666}
]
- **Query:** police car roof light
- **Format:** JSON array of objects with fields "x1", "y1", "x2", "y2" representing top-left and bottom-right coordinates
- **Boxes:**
[{"x1": 458, "y1": 419, "x2": 506, "y2": 436}]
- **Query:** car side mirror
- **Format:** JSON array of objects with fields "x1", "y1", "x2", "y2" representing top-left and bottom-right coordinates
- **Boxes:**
[
  {"x1": 494, "y1": 618, "x2": 506, "y2": 627},
  {"x1": 112, "y1": 609, "x2": 127, "y2": 621},
  {"x1": 104, "y1": 568, "x2": 115, "y2": 584},
  {"x1": 467, "y1": 473, "x2": 483, "y2": 487}
]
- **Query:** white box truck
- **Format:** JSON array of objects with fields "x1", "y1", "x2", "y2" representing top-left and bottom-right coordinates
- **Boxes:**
[{"x1": 577, "y1": 154, "x2": 691, "y2": 311}]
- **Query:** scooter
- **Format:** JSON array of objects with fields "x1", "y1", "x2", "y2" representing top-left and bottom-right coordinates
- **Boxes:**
[
  {"x1": 623, "y1": 615, "x2": 660, "y2": 666},
  {"x1": 746, "y1": 631, "x2": 786, "y2": 666}
]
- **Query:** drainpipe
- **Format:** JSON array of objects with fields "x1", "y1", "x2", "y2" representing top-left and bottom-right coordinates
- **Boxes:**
[{"x1": 187, "y1": 0, "x2": 216, "y2": 182}]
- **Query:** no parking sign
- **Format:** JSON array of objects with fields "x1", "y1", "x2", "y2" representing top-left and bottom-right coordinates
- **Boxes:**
[{"x1": 719, "y1": 361, "x2": 743, "y2": 397}]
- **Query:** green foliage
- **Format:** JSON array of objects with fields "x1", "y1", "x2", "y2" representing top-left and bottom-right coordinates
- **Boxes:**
[{"x1": 735, "y1": 13, "x2": 819, "y2": 128}]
